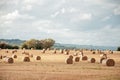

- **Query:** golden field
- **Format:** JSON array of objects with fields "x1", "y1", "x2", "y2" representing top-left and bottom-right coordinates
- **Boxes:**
[{"x1": 0, "y1": 49, "x2": 120, "y2": 80}]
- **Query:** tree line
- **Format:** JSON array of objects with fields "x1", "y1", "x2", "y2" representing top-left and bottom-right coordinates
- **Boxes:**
[{"x1": 0, "y1": 38, "x2": 55, "y2": 49}]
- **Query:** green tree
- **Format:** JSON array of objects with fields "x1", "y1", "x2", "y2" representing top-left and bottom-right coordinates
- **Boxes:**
[
  {"x1": 117, "y1": 47, "x2": 120, "y2": 51},
  {"x1": 0, "y1": 42, "x2": 19, "y2": 49},
  {"x1": 40, "y1": 38, "x2": 55, "y2": 49},
  {"x1": 21, "y1": 38, "x2": 55, "y2": 49}
]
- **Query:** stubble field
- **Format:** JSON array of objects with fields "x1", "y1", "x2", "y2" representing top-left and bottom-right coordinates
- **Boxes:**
[{"x1": 0, "y1": 49, "x2": 120, "y2": 80}]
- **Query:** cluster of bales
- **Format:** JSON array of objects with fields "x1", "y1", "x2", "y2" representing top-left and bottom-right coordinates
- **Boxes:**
[
  {"x1": 0, "y1": 50, "x2": 41, "y2": 63},
  {"x1": 41, "y1": 48, "x2": 115, "y2": 67},
  {"x1": 0, "y1": 48, "x2": 115, "y2": 67},
  {"x1": 65, "y1": 50, "x2": 115, "y2": 67}
]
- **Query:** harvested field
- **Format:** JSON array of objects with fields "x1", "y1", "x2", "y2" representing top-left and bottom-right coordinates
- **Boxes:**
[{"x1": 0, "y1": 49, "x2": 120, "y2": 80}]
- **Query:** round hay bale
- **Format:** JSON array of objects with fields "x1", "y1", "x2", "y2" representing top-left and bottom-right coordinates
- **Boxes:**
[
  {"x1": 53, "y1": 50, "x2": 56, "y2": 54},
  {"x1": 100, "y1": 54, "x2": 107, "y2": 59},
  {"x1": 92, "y1": 52, "x2": 95, "y2": 54},
  {"x1": 75, "y1": 57, "x2": 80, "y2": 62},
  {"x1": 69, "y1": 55, "x2": 73, "y2": 59},
  {"x1": 88, "y1": 58, "x2": 96, "y2": 63},
  {"x1": 78, "y1": 52, "x2": 83, "y2": 56},
  {"x1": 73, "y1": 52, "x2": 78, "y2": 56},
  {"x1": 102, "y1": 59, "x2": 115, "y2": 66},
  {"x1": 12, "y1": 54, "x2": 17, "y2": 58},
  {"x1": 0, "y1": 55, "x2": 2, "y2": 59},
  {"x1": 59, "y1": 49, "x2": 63, "y2": 54},
  {"x1": 5, "y1": 51, "x2": 9, "y2": 53},
  {"x1": 3, "y1": 56, "x2": 7, "y2": 58},
  {"x1": 42, "y1": 49, "x2": 46, "y2": 53},
  {"x1": 65, "y1": 58, "x2": 73, "y2": 64},
  {"x1": 23, "y1": 57, "x2": 30, "y2": 62},
  {"x1": 99, "y1": 57, "x2": 106, "y2": 63},
  {"x1": 64, "y1": 51, "x2": 69, "y2": 55},
  {"x1": 81, "y1": 56, "x2": 88, "y2": 61},
  {"x1": 22, "y1": 51, "x2": 25, "y2": 54},
  {"x1": 3, "y1": 57, "x2": 14, "y2": 63},
  {"x1": 35, "y1": 56, "x2": 41, "y2": 60},
  {"x1": 29, "y1": 54, "x2": 33, "y2": 58},
  {"x1": 12, "y1": 51, "x2": 15, "y2": 54}
]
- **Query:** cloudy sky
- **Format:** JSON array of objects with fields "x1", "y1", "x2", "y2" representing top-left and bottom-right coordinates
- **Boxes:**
[{"x1": 0, "y1": 0, "x2": 120, "y2": 46}]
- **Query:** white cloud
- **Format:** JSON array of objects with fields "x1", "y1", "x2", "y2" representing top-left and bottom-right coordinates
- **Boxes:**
[
  {"x1": 22, "y1": 0, "x2": 45, "y2": 11},
  {"x1": 114, "y1": 6, "x2": 120, "y2": 15},
  {"x1": 51, "y1": 11, "x2": 60, "y2": 18},
  {"x1": 2, "y1": 10, "x2": 20, "y2": 20},
  {"x1": 61, "y1": 8, "x2": 65, "y2": 14},
  {"x1": 80, "y1": 13, "x2": 92, "y2": 20},
  {"x1": 0, "y1": 10, "x2": 35, "y2": 24},
  {"x1": 0, "y1": 0, "x2": 120, "y2": 46},
  {"x1": 102, "y1": 16, "x2": 111, "y2": 21},
  {"x1": 71, "y1": 13, "x2": 92, "y2": 22},
  {"x1": 69, "y1": 8, "x2": 78, "y2": 13}
]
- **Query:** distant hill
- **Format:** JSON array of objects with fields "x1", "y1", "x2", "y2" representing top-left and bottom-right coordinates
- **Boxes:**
[
  {"x1": 0, "y1": 39, "x2": 25, "y2": 46},
  {"x1": 53, "y1": 43, "x2": 117, "y2": 51},
  {"x1": 0, "y1": 39, "x2": 117, "y2": 50}
]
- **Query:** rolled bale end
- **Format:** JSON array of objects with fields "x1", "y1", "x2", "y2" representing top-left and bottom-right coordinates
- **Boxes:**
[
  {"x1": 3, "y1": 56, "x2": 7, "y2": 58},
  {"x1": 100, "y1": 53, "x2": 107, "y2": 59},
  {"x1": 23, "y1": 57, "x2": 30, "y2": 62},
  {"x1": 29, "y1": 54, "x2": 33, "y2": 58},
  {"x1": 35, "y1": 56, "x2": 41, "y2": 60},
  {"x1": 73, "y1": 52, "x2": 78, "y2": 56},
  {"x1": 65, "y1": 58, "x2": 73, "y2": 64},
  {"x1": 88, "y1": 58, "x2": 96, "y2": 63},
  {"x1": 64, "y1": 51, "x2": 69, "y2": 55},
  {"x1": 3, "y1": 57, "x2": 14, "y2": 63},
  {"x1": 0, "y1": 55, "x2": 2, "y2": 59},
  {"x1": 69, "y1": 55, "x2": 73, "y2": 59},
  {"x1": 81, "y1": 56, "x2": 88, "y2": 61},
  {"x1": 99, "y1": 57, "x2": 106, "y2": 63},
  {"x1": 12, "y1": 54, "x2": 17, "y2": 58},
  {"x1": 53, "y1": 50, "x2": 57, "y2": 54},
  {"x1": 102, "y1": 59, "x2": 115, "y2": 66},
  {"x1": 75, "y1": 57, "x2": 80, "y2": 62},
  {"x1": 42, "y1": 50, "x2": 46, "y2": 53},
  {"x1": 59, "y1": 49, "x2": 63, "y2": 54},
  {"x1": 92, "y1": 52, "x2": 96, "y2": 54},
  {"x1": 5, "y1": 51, "x2": 9, "y2": 53}
]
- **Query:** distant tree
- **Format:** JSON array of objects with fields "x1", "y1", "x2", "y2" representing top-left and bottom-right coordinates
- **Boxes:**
[
  {"x1": 21, "y1": 38, "x2": 55, "y2": 49},
  {"x1": 0, "y1": 42, "x2": 19, "y2": 49},
  {"x1": 12, "y1": 45, "x2": 19, "y2": 49},
  {"x1": 40, "y1": 38, "x2": 55, "y2": 49},
  {"x1": 21, "y1": 43, "x2": 28, "y2": 49},
  {"x1": 21, "y1": 39, "x2": 42, "y2": 49},
  {"x1": 117, "y1": 47, "x2": 120, "y2": 51}
]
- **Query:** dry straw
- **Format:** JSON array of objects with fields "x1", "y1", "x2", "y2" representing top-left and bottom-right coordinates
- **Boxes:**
[
  {"x1": 69, "y1": 55, "x2": 73, "y2": 59},
  {"x1": 102, "y1": 59, "x2": 115, "y2": 66},
  {"x1": 99, "y1": 57, "x2": 106, "y2": 63},
  {"x1": 29, "y1": 54, "x2": 33, "y2": 58},
  {"x1": 81, "y1": 56, "x2": 88, "y2": 61},
  {"x1": 92, "y1": 51, "x2": 95, "y2": 54},
  {"x1": 88, "y1": 58, "x2": 96, "y2": 63},
  {"x1": 35, "y1": 56, "x2": 41, "y2": 60},
  {"x1": 65, "y1": 57, "x2": 73, "y2": 64},
  {"x1": 42, "y1": 49, "x2": 46, "y2": 53},
  {"x1": 100, "y1": 53, "x2": 107, "y2": 59},
  {"x1": 59, "y1": 49, "x2": 63, "y2": 54},
  {"x1": 75, "y1": 57, "x2": 80, "y2": 62},
  {"x1": 23, "y1": 57, "x2": 30, "y2": 62},
  {"x1": 3, "y1": 57, "x2": 14, "y2": 63},
  {"x1": 12, "y1": 54, "x2": 17, "y2": 58},
  {"x1": 0, "y1": 55, "x2": 2, "y2": 59}
]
